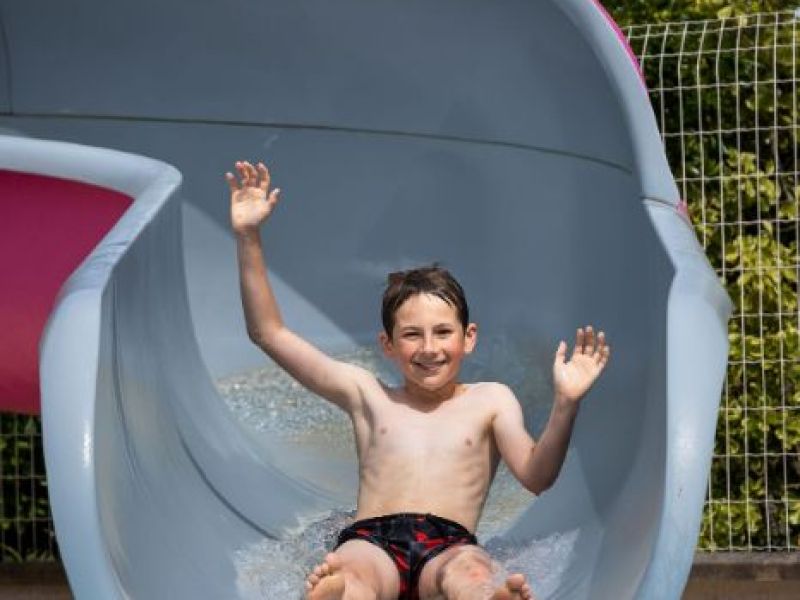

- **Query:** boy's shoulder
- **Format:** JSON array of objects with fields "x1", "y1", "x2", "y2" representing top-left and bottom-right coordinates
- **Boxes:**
[
  {"x1": 477, "y1": 381, "x2": 517, "y2": 398},
  {"x1": 462, "y1": 382, "x2": 520, "y2": 410},
  {"x1": 478, "y1": 382, "x2": 523, "y2": 414}
]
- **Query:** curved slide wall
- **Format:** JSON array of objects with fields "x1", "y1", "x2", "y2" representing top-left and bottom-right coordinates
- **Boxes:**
[{"x1": 0, "y1": 1, "x2": 732, "y2": 598}]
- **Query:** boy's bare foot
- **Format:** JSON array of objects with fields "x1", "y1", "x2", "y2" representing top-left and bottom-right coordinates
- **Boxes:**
[
  {"x1": 491, "y1": 573, "x2": 535, "y2": 599},
  {"x1": 305, "y1": 553, "x2": 345, "y2": 600}
]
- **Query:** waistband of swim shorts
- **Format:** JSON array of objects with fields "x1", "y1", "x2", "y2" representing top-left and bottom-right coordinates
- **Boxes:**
[{"x1": 346, "y1": 513, "x2": 476, "y2": 537}]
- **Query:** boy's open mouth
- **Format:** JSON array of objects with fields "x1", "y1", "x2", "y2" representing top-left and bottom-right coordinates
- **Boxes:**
[{"x1": 413, "y1": 360, "x2": 446, "y2": 371}]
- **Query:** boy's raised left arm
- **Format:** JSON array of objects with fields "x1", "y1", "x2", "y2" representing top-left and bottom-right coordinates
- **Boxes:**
[
  {"x1": 491, "y1": 327, "x2": 610, "y2": 494},
  {"x1": 226, "y1": 161, "x2": 371, "y2": 415}
]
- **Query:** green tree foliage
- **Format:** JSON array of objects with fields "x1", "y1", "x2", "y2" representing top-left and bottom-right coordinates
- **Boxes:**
[
  {"x1": 0, "y1": 1, "x2": 796, "y2": 565},
  {"x1": 613, "y1": 2, "x2": 800, "y2": 550},
  {"x1": 603, "y1": 1, "x2": 797, "y2": 27},
  {"x1": 0, "y1": 415, "x2": 55, "y2": 561}
]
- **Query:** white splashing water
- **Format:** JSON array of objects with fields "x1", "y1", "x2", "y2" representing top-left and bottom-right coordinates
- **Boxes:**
[
  {"x1": 217, "y1": 339, "x2": 577, "y2": 599},
  {"x1": 232, "y1": 509, "x2": 578, "y2": 600}
]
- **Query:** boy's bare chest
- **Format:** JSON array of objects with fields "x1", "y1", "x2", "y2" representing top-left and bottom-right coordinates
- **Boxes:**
[{"x1": 356, "y1": 390, "x2": 495, "y2": 456}]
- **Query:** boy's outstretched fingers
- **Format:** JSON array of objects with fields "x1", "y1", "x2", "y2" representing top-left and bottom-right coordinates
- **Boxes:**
[
  {"x1": 225, "y1": 172, "x2": 238, "y2": 193},
  {"x1": 555, "y1": 340, "x2": 567, "y2": 363},
  {"x1": 237, "y1": 161, "x2": 250, "y2": 186},
  {"x1": 226, "y1": 160, "x2": 282, "y2": 229},
  {"x1": 592, "y1": 331, "x2": 604, "y2": 355},
  {"x1": 572, "y1": 328, "x2": 584, "y2": 356},
  {"x1": 595, "y1": 331, "x2": 610, "y2": 367},
  {"x1": 243, "y1": 161, "x2": 257, "y2": 186},
  {"x1": 226, "y1": 160, "x2": 245, "y2": 189},
  {"x1": 227, "y1": 161, "x2": 273, "y2": 192},
  {"x1": 585, "y1": 326, "x2": 596, "y2": 353},
  {"x1": 257, "y1": 162, "x2": 270, "y2": 191},
  {"x1": 269, "y1": 187, "x2": 281, "y2": 207}
]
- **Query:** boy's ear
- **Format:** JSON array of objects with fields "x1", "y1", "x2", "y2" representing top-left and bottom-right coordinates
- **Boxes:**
[
  {"x1": 464, "y1": 322, "x2": 478, "y2": 354},
  {"x1": 378, "y1": 331, "x2": 393, "y2": 356}
]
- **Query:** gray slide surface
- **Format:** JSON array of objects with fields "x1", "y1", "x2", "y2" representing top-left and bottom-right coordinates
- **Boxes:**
[{"x1": 0, "y1": 1, "x2": 732, "y2": 598}]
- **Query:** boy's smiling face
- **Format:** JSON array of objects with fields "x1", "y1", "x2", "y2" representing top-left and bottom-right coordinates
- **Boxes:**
[{"x1": 379, "y1": 293, "x2": 477, "y2": 397}]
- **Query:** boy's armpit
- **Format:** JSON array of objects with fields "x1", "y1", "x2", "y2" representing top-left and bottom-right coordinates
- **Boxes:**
[{"x1": 335, "y1": 362, "x2": 376, "y2": 413}]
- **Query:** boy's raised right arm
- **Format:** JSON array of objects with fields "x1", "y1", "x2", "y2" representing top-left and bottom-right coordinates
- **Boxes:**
[{"x1": 226, "y1": 161, "x2": 369, "y2": 413}]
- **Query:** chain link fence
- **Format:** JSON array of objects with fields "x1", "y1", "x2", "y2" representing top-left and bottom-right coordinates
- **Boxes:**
[
  {"x1": 1, "y1": 8, "x2": 798, "y2": 564},
  {"x1": 626, "y1": 9, "x2": 800, "y2": 551},
  {"x1": 0, "y1": 414, "x2": 56, "y2": 561}
]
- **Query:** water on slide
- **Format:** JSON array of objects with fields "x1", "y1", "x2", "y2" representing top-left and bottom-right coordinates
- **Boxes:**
[{"x1": 217, "y1": 341, "x2": 578, "y2": 598}]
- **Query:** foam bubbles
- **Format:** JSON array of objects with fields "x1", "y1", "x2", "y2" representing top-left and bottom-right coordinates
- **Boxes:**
[
  {"x1": 232, "y1": 510, "x2": 579, "y2": 599},
  {"x1": 217, "y1": 340, "x2": 568, "y2": 598},
  {"x1": 484, "y1": 529, "x2": 579, "y2": 598},
  {"x1": 234, "y1": 510, "x2": 354, "y2": 600}
]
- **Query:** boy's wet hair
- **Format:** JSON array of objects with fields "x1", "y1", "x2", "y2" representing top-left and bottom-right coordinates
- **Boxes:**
[{"x1": 381, "y1": 263, "x2": 469, "y2": 338}]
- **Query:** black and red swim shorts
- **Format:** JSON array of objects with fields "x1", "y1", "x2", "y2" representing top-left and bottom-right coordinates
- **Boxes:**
[{"x1": 334, "y1": 512, "x2": 479, "y2": 600}]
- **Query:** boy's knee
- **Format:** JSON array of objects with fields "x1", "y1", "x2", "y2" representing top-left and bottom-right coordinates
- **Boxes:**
[
  {"x1": 335, "y1": 542, "x2": 399, "y2": 597},
  {"x1": 443, "y1": 547, "x2": 493, "y2": 583},
  {"x1": 453, "y1": 547, "x2": 491, "y2": 567}
]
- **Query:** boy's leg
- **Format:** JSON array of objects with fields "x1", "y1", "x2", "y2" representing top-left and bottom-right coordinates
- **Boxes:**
[
  {"x1": 305, "y1": 539, "x2": 402, "y2": 600},
  {"x1": 416, "y1": 545, "x2": 535, "y2": 600}
]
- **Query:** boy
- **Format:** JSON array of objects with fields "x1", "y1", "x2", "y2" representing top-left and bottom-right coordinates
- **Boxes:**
[{"x1": 226, "y1": 161, "x2": 610, "y2": 600}]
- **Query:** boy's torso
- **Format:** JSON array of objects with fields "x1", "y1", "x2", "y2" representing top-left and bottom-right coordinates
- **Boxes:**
[{"x1": 348, "y1": 379, "x2": 503, "y2": 533}]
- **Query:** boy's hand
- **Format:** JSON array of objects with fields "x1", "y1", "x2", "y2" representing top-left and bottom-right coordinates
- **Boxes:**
[
  {"x1": 225, "y1": 161, "x2": 281, "y2": 235},
  {"x1": 552, "y1": 326, "x2": 610, "y2": 407}
]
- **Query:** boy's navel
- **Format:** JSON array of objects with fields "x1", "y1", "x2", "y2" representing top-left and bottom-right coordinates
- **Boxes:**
[
  {"x1": 465, "y1": 438, "x2": 473, "y2": 446},
  {"x1": 380, "y1": 426, "x2": 388, "y2": 435}
]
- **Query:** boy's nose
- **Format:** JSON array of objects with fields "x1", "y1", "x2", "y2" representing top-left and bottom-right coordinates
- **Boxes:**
[{"x1": 422, "y1": 335, "x2": 437, "y2": 352}]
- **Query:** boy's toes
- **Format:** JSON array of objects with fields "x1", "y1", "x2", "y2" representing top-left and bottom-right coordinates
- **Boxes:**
[
  {"x1": 506, "y1": 573, "x2": 526, "y2": 591},
  {"x1": 306, "y1": 553, "x2": 346, "y2": 600},
  {"x1": 521, "y1": 582, "x2": 535, "y2": 599},
  {"x1": 305, "y1": 563, "x2": 325, "y2": 588},
  {"x1": 491, "y1": 573, "x2": 529, "y2": 600},
  {"x1": 516, "y1": 578, "x2": 536, "y2": 600},
  {"x1": 507, "y1": 573, "x2": 536, "y2": 599},
  {"x1": 307, "y1": 553, "x2": 337, "y2": 582}
]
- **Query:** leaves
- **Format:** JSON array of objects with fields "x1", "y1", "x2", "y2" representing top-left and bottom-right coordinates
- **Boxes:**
[
  {"x1": 603, "y1": 1, "x2": 793, "y2": 28},
  {"x1": 0, "y1": 0, "x2": 793, "y2": 564},
  {"x1": 0, "y1": 415, "x2": 55, "y2": 562},
  {"x1": 610, "y1": 2, "x2": 800, "y2": 550}
]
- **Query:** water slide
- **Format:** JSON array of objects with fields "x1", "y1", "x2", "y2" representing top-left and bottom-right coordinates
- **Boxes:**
[{"x1": 0, "y1": 0, "x2": 732, "y2": 597}]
